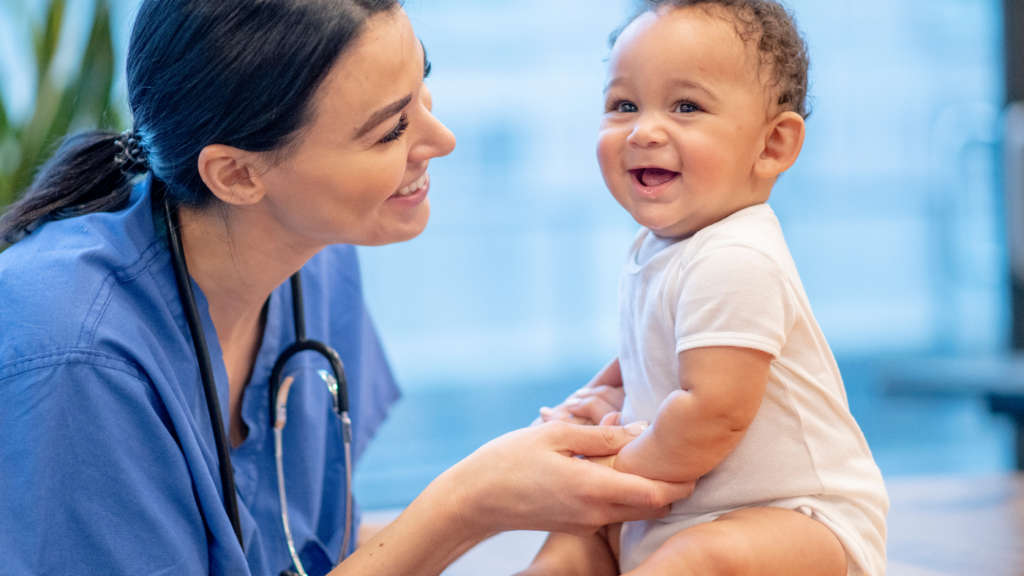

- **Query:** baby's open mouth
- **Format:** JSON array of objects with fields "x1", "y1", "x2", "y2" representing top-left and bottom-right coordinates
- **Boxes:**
[{"x1": 631, "y1": 168, "x2": 679, "y2": 187}]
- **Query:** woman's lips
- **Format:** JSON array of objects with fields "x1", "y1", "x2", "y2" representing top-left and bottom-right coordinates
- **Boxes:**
[{"x1": 630, "y1": 167, "x2": 679, "y2": 195}]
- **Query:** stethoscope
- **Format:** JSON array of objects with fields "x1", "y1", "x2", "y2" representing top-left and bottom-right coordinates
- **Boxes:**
[{"x1": 157, "y1": 177, "x2": 353, "y2": 576}]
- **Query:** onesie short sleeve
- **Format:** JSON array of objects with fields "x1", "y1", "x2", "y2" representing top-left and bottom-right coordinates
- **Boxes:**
[{"x1": 674, "y1": 244, "x2": 797, "y2": 358}]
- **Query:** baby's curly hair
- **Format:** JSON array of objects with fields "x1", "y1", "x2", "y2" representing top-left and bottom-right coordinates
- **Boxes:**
[{"x1": 613, "y1": 0, "x2": 810, "y2": 118}]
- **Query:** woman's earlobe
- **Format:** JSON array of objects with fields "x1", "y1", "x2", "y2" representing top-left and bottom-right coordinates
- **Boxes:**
[
  {"x1": 197, "y1": 144, "x2": 267, "y2": 206},
  {"x1": 754, "y1": 112, "x2": 806, "y2": 178}
]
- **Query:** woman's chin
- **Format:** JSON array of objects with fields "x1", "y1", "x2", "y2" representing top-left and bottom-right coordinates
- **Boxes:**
[{"x1": 362, "y1": 204, "x2": 431, "y2": 246}]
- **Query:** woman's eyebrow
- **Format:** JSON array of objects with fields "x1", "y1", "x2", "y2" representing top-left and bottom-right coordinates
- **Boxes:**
[{"x1": 356, "y1": 94, "x2": 413, "y2": 138}]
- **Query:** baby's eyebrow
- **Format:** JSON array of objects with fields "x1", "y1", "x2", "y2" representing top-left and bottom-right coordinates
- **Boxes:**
[
  {"x1": 603, "y1": 77, "x2": 720, "y2": 102},
  {"x1": 604, "y1": 77, "x2": 625, "y2": 93},
  {"x1": 667, "y1": 79, "x2": 720, "y2": 102}
]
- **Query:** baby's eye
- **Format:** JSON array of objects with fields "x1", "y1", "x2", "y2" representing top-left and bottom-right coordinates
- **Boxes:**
[
  {"x1": 610, "y1": 100, "x2": 638, "y2": 114},
  {"x1": 675, "y1": 102, "x2": 700, "y2": 114}
]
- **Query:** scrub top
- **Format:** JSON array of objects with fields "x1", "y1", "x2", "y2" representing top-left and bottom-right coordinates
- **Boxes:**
[{"x1": 0, "y1": 180, "x2": 400, "y2": 575}]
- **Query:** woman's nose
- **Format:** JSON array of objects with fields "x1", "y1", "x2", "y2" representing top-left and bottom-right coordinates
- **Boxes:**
[
  {"x1": 420, "y1": 115, "x2": 456, "y2": 160},
  {"x1": 626, "y1": 114, "x2": 667, "y2": 148},
  {"x1": 413, "y1": 86, "x2": 456, "y2": 160}
]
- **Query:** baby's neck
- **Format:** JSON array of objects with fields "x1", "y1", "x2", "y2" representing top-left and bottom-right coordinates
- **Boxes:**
[{"x1": 637, "y1": 232, "x2": 682, "y2": 266}]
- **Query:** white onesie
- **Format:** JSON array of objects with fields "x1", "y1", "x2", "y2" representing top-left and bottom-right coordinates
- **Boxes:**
[{"x1": 617, "y1": 204, "x2": 888, "y2": 576}]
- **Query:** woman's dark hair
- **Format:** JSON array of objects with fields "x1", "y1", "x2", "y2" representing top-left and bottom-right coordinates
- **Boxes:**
[
  {"x1": 0, "y1": 0, "x2": 400, "y2": 244},
  {"x1": 611, "y1": 0, "x2": 810, "y2": 118}
]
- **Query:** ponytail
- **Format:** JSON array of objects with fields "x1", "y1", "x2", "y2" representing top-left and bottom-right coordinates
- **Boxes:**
[{"x1": 0, "y1": 131, "x2": 148, "y2": 245}]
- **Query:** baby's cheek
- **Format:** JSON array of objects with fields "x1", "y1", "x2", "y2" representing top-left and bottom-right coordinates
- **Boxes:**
[{"x1": 595, "y1": 130, "x2": 622, "y2": 174}]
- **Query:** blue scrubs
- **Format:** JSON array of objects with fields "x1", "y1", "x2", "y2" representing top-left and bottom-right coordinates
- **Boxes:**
[{"x1": 0, "y1": 181, "x2": 400, "y2": 575}]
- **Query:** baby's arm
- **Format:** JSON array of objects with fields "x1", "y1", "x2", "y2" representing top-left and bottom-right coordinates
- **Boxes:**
[{"x1": 612, "y1": 345, "x2": 771, "y2": 482}]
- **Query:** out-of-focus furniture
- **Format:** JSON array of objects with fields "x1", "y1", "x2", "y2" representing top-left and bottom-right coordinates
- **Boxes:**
[
  {"x1": 886, "y1": 474, "x2": 1024, "y2": 575},
  {"x1": 884, "y1": 355, "x2": 1024, "y2": 469}
]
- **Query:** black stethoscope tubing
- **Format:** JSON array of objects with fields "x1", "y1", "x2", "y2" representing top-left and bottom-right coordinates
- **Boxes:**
[
  {"x1": 160, "y1": 179, "x2": 352, "y2": 561},
  {"x1": 163, "y1": 190, "x2": 245, "y2": 546}
]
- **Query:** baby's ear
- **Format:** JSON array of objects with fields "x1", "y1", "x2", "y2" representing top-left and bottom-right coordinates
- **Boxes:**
[{"x1": 754, "y1": 111, "x2": 806, "y2": 179}]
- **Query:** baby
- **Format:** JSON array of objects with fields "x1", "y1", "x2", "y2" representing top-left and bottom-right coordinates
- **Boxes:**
[{"x1": 526, "y1": 1, "x2": 888, "y2": 575}]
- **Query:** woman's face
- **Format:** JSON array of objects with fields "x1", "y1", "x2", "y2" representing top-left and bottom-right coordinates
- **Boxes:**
[{"x1": 258, "y1": 8, "x2": 456, "y2": 248}]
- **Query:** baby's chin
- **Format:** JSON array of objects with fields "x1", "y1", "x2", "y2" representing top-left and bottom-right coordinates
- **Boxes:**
[{"x1": 632, "y1": 212, "x2": 699, "y2": 239}]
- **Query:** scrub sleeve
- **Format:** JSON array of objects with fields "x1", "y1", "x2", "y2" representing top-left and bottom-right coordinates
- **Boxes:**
[{"x1": 0, "y1": 182, "x2": 400, "y2": 576}]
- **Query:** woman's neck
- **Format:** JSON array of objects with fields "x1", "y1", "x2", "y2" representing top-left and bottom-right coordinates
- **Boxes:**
[{"x1": 177, "y1": 203, "x2": 320, "y2": 446}]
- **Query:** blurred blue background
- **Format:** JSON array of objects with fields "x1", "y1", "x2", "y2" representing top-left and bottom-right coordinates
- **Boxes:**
[{"x1": 0, "y1": 0, "x2": 1014, "y2": 511}]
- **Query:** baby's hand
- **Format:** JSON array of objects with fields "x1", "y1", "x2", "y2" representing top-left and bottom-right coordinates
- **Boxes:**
[
  {"x1": 533, "y1": 360, "x2": 626, "y2": 426},
  {"x1": 532, "y1": 403, "x2": 594, "y2": 426}
]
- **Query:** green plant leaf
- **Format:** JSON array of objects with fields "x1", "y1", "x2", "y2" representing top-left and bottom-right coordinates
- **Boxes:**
[
  {"x1": 35, "y1": 0, "x2": 67, "y2": 84},
  {"x1": 71, "y1": 0, "x2": 117, "y2": 132},
  {"x1": 4, "y1": 0, "x2": 121, "y2": 208},
  {"x1": 0, "y1": 89, "x2": 8, "y2": 141}
]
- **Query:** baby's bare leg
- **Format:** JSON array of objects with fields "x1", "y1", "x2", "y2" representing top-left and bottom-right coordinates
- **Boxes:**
[
  {"x1": 626, "y1": 507, "x2": 847, "y2": 576},
  {"x1": 515, "y1": 527, "x2": 619, "y2": 576}
]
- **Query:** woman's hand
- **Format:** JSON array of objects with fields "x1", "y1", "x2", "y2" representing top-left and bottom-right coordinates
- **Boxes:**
[
  {"x1": 338, "y1": 420, "x2": 692, "y2": 576},
  {"x1": 535, "y1": 358, "x2": 625, "y2": 426},
  {"x1": 438, "y1": 420, "x2": 695, "y2": 537}
]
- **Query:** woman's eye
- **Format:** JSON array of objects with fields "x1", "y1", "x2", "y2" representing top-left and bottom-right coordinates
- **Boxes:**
[
  {"x1": 675, "y1": 102, "x2": 700, "y2": 114},
  {"x1": 612, "y1": 100, "x2": 638, "y2": 113},
  {"x1": 378, "y1": 114, "x2": 409, "y2": 145}
]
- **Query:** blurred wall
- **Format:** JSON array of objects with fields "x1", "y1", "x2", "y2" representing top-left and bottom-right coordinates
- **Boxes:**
[{"x1": 364, "y1": 0, "x2": 1007, "y2": 393}]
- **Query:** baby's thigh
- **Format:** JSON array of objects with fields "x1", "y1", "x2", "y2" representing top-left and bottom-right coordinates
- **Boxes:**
[{"x1": 625, "y1": 507, "x2": 847, "y2": 576}]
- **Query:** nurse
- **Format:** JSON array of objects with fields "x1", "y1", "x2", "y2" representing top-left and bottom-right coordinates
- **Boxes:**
[{"x1": 0, "y1": 0, "x2": 693, "y2": 574}]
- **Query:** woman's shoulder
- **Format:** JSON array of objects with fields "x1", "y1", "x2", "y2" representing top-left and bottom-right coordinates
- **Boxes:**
[{"x1": 0, "y1": 187, "x2": 175, "y2": 369}]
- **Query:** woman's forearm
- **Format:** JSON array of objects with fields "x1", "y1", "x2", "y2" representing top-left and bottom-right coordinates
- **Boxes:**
[{"x1": 331, "y1": 473, "x2": 491, "y2": 576}]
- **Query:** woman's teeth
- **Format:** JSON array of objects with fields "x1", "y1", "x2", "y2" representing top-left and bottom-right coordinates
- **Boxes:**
[{"x1": 396, "y1": 173, "x2": 428, "y2": 196}]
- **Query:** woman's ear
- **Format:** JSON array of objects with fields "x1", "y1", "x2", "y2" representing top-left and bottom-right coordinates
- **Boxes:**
[
  {"x1": 754, "y1": 111, "x2": 806, "y2": 179},
  {"x1": 197, "y1": 144, "x2": 267, "y2": 206}
]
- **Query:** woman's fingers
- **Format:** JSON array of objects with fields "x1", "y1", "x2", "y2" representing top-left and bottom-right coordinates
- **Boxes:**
[
  {"x1": 598, "y1": 412, "x2": 621, "y2": 426},
  {"x1": 547, "y1": 419, "x2": 648, "y2": 457},
  {"x1": 438, "y1": 420, "x2": 690, "y2": 537},
  {"x1": 580, "y1": 461, "x2": 695, "y2": 509}
]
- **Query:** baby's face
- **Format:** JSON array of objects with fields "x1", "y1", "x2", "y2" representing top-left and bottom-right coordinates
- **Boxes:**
[{"x1": 598, "y1": 7, "x2": 777, "y2": 238}]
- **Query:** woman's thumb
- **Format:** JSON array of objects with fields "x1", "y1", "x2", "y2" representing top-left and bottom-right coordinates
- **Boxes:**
[{"x1": 556, "y1": 420, "x2": 648, "y2": 457}]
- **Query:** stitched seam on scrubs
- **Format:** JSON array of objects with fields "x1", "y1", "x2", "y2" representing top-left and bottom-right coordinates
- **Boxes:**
[
  {"x1": 76, "y1": 240, "x2": 167, "y2": 349},
  {"x1": 0, "y1": 349, "x2": 147, "y2": 381}
]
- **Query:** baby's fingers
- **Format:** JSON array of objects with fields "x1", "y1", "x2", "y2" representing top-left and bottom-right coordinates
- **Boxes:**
[
  {"x1": 539, "y1": 405, "x2": 594, "y2": 425},
  {"x1": 567, "y1": 394, "x2": 619, "y2": 425}
]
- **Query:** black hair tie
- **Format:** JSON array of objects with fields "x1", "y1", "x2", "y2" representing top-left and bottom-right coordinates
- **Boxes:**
[{"x1": 114, "y1": 130, "x2": 150, "y2": 174}]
